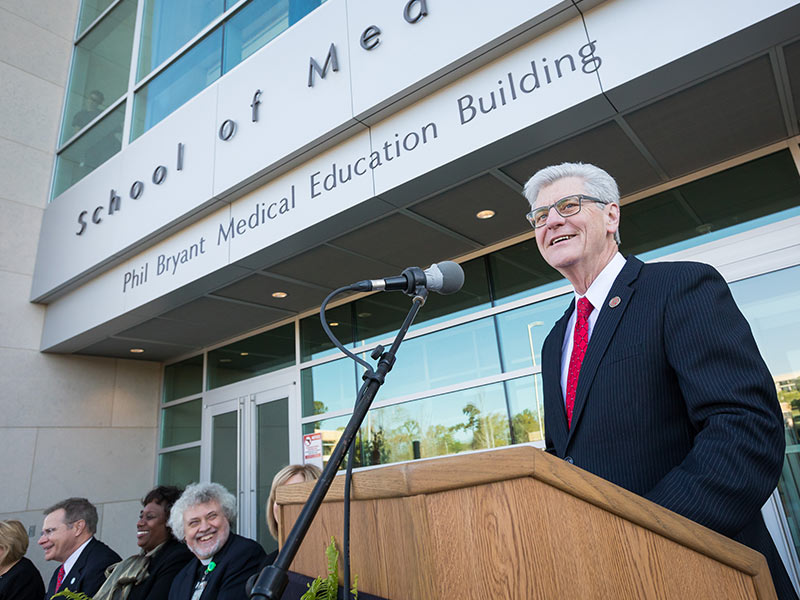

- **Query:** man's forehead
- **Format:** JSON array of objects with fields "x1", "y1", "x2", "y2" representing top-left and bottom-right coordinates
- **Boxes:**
[
  {"x1": 44, "y1": 509, "x2": 65, "y2": 525},
  {"x1": 184, "y1": 500, "x2": 223, "y2": 520},
  {"x1": 534, "y1": 176, "x2": 586, "y2": 206}
]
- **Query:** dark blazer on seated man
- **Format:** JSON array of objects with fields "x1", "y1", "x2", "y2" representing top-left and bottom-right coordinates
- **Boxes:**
[
  {"x1": 47, "y1": 537, "x2": 121, "y2": 598},
  {"x1": 523, "y1": 161, "x2": 797, "y2": 599},
  {"x1": 168, "y1": 533, "x2": 264, "y2": 600}
]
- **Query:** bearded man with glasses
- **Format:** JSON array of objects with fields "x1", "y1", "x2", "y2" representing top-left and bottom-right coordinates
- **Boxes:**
[{"x1": 523, "y1": 162, "x2": 796, "y2": 600}]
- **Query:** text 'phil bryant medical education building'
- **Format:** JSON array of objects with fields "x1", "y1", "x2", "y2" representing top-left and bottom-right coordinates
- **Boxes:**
[{"x1": 2, "y1": 0, "x2": 800, "y2": 585}]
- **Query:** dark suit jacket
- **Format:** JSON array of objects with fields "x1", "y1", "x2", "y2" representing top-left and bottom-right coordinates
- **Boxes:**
[
  {"x1": 47, "y1": 537, "x2": 121, "y2": 599},
  {"x1": 168, "y1": 533, "x2": 265, "y2": 600},
  {"x1": 542, "y1": 256, "x2": 797, "y2": 600},
  {"x1": 128, "y1": 538, "x2": 193, "y2": 600}
]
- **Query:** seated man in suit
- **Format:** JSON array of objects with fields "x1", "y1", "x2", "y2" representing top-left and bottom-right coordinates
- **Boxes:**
[
  {"x1": 168, "y1": 482, "x2": 265, "y2": 600},
  {"x1": 522, "y1": 162, "x2": 797, "y2": 600},
  {"x1": 38, "y1": 497, "x2": 121, "y2": 599}
]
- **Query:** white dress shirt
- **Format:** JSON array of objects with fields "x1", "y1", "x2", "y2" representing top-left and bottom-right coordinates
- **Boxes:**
[{"x1": 560, "y1": 252, "x2": 626, "y2": 402}]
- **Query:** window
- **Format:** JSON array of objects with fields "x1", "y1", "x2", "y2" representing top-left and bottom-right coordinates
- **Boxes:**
[
  {"x1": 131, "y1": 29, "x2": 223, "y2": 140},
  {"x1": 206, "y1": 322, "x2": 295, "y2": 389},
  {"x1": 137, "y1": 0, "x2": 224, "y2": 81},
  {"x1": 52, "y1": 102, "x2": 125, "y2": 197},
  {"x1": 61, "y1": 0, "x2": 136, "y2": 146},
  {"x1": 56, "y1": 0, "x2": 328, "y2": 197}
]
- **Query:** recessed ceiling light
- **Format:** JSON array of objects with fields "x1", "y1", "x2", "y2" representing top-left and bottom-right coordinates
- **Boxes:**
[
  {"x1": 357, "y1": 312, "x2": 372, "y2": 318},
  {"x1": 272, "y1": 291, "x2": 288, "y2": 298},
  {"x1": 130, "y1": 348, "x2": 144, "y2": 353},
  {"x1": 219, "y1": 358, "x2": 232, "y2": 363},
  {"x1": 476, "y1": 209, "x2": 495, "y2": 219},
  {"x1": 329, "y1": 322, "x2": 339, "y2": 327},
  {"x1": 240, "y1": 352, "x2": 249, "y2": 356}
]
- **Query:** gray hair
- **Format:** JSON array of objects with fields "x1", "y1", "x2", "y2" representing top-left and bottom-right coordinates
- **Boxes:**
[
  {"x1": 168, "y1": 482, "x2": 237, "y2": 541},
  {"x1": 523, "y1": 162, "x2": 621, "y2": 245},
  {"x1": 44, "y1": 498, "x2": 98, "y2": 535}
]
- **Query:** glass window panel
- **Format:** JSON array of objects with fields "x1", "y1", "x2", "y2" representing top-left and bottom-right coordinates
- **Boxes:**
[
  {"x1": 211, "y1": 410, "x2": 238, "y2": 497},
  {"x1": 255, "y1": 397, "x2": 289, "y2": 550},
  {"x1": 623, "y1": 150, "x2": 800, "y2": 259},
  {"x1": 158, "y1": 446, "x2": 200, "y2": 488},
  {"x1": 137, "y1": 0, "x2": 224, "y2": 80},
  {"x1": 131, "y1": 29, "x2": 223, "y2": 140},
  {"x1": 77, "y1": 0, "x2": 117, "y2": 36},
  {"x1": 301, "y1": 358, "x2": 357, "y2": 417},
  {"x1": 61, "y1": 0, "x2": 136, "y2": 145},
  {"x1": 495, "y1": 294, "x2": 572, "y2": 373},
  {"x1": 207, "y1": 323, "x2": 295, "y2": 389},
  {"x1": 366, "y1": 317, "x2": 502, "y2": 402},
  {"x1": 304, "y1": 382, "x2": 512, "y2": 469},
  {"x1": 506, "y1": 375, "x2": 544, "y2": 443},
  {"x1": 354, "y1": 258, "x2": 491, "y2": 347},
  {"x1": 161, "y1": 398, "x2": 202, "y2": 447},
  {"x1": 287, "y1": 0, "x2": 322, "y2": 24},
  {"x1": 223, "y1": 0, "x2": 289, "y2": 73},
  {"x1": 302, "y1": 414, "x2": 348, "y2": 469},
  {"x1": 489, "y1": 239, "x2": 565, "y2": 306},
  {"x1": 729, "y1": 265, "x2": 800, "y2": 559},
  {"x1": 163, "y1": 355, "x2": 203, "y2": 401},
  {"x1": 53, "y1": 102, "x2": 125, "y2": 197},
  {"x1": 300, "y1": 304, "x2": 353, "y2": 362}
]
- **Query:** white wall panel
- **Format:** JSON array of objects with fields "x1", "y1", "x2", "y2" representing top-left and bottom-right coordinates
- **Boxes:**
[
  {"x1": 32, "y1": 86, "x2": 219, "y2": 300},
  {"x1": 213, "y1": 0, "x2": 358, "y2": 195},
  {"x1": 582, "y1": 0, "x2": 798, "y2": 92},
  {"x1": 370, "y1": 14, "x2": 601, "y2": 195},
  {"x1": 347, "y1": 0, "x2": 573, "y2": 117}
]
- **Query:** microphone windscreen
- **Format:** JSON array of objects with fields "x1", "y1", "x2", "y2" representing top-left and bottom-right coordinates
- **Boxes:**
[{"x1": 433, "y1": 261, "x2": 465, "y2": 295}]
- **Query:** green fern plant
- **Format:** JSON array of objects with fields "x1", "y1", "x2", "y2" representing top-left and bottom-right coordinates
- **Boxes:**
[
  {"x1": 51, "y1": 590, "x2": 92, "y2": 600},
  {"x1": 300, "y1": 536, "x2": 358, "y2": 600}
]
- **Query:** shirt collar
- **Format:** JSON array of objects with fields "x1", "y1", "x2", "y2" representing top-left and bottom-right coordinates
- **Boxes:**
[
  {"x1": 63, "y1": 537, "x2": 92, "y2": 578},
  {"x1": 575, "y1": 252, "x2": 626, "y2": 312}
]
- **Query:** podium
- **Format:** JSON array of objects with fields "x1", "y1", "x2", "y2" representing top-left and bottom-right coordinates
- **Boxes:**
[{"x1": 275, "y1": 445, "x2": 777, "y2": 599}]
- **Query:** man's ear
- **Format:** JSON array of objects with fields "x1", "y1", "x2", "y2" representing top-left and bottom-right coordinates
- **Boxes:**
[
  {"x1": 606, "y1": 202, "x2": 620, "y2": 234},
  {"x1": 71, "y1": 519, "x2": 86, "y2": 537}
]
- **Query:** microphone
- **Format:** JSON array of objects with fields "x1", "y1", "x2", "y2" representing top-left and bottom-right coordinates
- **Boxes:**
[{"x1": 351, "y1": 261, "x2": 465, "y2": 295}]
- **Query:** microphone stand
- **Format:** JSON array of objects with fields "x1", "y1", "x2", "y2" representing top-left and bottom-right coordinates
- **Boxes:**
[{"x1": 250, "y1": 285, "x2": 430, "y2": 599}]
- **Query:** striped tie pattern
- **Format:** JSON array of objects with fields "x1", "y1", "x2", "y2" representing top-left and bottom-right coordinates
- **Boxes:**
[
  {"x1": 566, "y1": 297, "x2": 593, "y2": 428},
  {"x1": 56, "y1": 564, "x2": 65, "y2": 590}
]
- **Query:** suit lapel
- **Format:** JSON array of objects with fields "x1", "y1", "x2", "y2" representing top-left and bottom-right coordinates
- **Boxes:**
[
  {"x1": 59, "y1": 538, "x2": 94, "y2": 593},
  {"x1": 566, "y1": 257, "x2": 642, "y2": 447},
  {"x1": 543, "y1": 300, "x2": 573, "y2": 455}
]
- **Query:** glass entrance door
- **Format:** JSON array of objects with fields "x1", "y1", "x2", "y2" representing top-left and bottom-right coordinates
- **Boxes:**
[
  {"x1": 204, "y1": 398, "x2": 243, "y2": 530},
  {"x1": 202, "y1": 381, "x2": 295, "y2": 544},
  {"x1": 250, "y1": 388, "x2": 290, "y2": 552}
]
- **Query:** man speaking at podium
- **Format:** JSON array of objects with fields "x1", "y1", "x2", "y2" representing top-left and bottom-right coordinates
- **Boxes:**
[{"x1": 523, "y1": 162, "x2": 797, "y2": 600}]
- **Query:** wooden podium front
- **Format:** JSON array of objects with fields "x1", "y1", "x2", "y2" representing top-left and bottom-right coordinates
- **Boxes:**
[{"x1": 275, "y1": 445, "x2": 777, "y2": 599}]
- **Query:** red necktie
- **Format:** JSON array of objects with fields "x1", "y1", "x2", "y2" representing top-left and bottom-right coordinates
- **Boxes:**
[
  {"x1": 566, "y1": 297, "x2": 593, "y2": 428},
  {"x1": 56, "y1": 565, "x2": 65, "y2": 590}
]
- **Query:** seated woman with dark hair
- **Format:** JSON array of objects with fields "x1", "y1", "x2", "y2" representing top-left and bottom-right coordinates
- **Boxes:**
[
  {"x1": 94, "y1": 486, "x2": 193, "y2": 600},
  {"x1": 0, "y1": 519, "x2": 45, "y2": 600}
]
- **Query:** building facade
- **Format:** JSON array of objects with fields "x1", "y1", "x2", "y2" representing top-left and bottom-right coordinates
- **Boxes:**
[{"x1": 2, "y1": 0, "x2": 800, "y2": 587}]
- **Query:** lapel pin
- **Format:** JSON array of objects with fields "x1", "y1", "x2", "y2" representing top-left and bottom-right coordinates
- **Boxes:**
[{"x1": 609, "y1": 296, "x2": 621, "y2": 308}]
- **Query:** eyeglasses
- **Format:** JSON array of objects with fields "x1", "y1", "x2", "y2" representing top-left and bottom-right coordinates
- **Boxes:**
[
  {"x1": 40, "y1": 526, "x2": 62, "y2": 538},
  {"x1": 526, "y1": 194, "x2": 610, "y2": 229},
  {"x1": 39, "y1": 521, "x2": 76, "y2": 538}
]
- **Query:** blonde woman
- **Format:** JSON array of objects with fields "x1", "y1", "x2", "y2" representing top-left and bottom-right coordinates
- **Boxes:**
[
  {"x1": 266, "y1": 463, "x2": 322, "y2": 558},
  {"x1": 0, "y1": 519, "x2": 45, "y2": 600}
]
